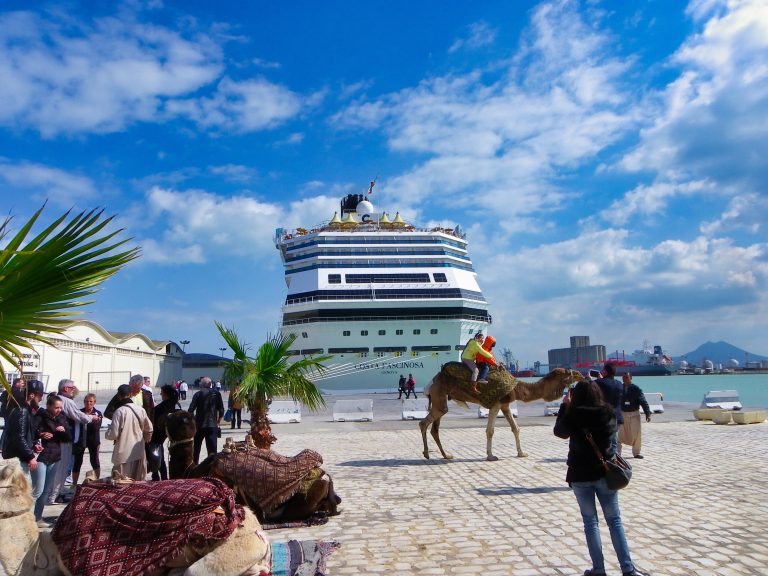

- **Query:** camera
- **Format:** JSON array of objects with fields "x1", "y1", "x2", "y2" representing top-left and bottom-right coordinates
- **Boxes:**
[{"x1": 588, "y1": 369, "x2": 601, "y2": 379}]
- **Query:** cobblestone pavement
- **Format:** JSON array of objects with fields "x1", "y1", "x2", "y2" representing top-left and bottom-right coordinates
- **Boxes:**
[{"x1": 265, "y1": 419, "x2": 768, "y2": 576}]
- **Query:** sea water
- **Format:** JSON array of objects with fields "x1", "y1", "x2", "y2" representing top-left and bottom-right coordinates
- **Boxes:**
[
  {"x1": 330, "y1": 373, "x2": 768, "y2": 409},
  {"x1": 627, "y1": 373, "x2": 768, "y2": 409}
]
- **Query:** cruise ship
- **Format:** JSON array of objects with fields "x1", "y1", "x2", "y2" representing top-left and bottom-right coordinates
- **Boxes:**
[{"x1": 274, "y1": 193, "x2": 491, "y2": 393}]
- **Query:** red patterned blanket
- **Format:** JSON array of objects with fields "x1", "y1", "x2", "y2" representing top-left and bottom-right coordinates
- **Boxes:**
[
  {"x1": 214, "y1": 448, "x2": 324, "y2": 514},
  {"x1": 52, "y1": 477, "x2": 244, "y2": 576}
]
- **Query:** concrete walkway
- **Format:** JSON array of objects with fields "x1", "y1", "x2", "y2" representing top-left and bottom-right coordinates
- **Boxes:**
[{"x1": 46, "y1": 392, "x2": 767, "y2": 575}]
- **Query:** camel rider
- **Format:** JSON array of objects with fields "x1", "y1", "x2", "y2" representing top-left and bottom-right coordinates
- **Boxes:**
[
  {"x1": 475, "y1": 335, "x2": 498, "y2": 382},
  {"x1": 461, "y1": 332, "x2": 495, "y2": 394}
]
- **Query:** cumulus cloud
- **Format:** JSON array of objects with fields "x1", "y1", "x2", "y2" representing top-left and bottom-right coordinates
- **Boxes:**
[
  {"x1": 0, "y1": 9, "x2": 307, "y2": 136},
  {"x1": 135, "y1": 186, "x2": 338, "y2": 264},
  {"x1": 448, "y1": 21, "x2": 497, "y2": 53},
  {"x1": 0, "y1": 159, "x2": 99, "y2": 206}
]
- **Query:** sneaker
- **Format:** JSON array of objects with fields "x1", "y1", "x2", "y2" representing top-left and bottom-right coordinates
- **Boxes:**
[
  {"x1": 36, "y1": 520, "x2": 50, "y2": 529},
  {"x1": 623, "y1": 569, "x2": 651, "y2": 576},
  {"x1": 477, "y1": 379, "x2": 488, "y2": 384},
  {"x1": 55, "y1": 494, "x2": 72, "y2": 504},
  {"x1": 634, "y1": 454, "x2": 644, "y2": 459},
  {"x1": 583, "y1": 570, "x2": 606, "y2": 576},
  {"x1": 65, "y1": 475, "x2": 74, "y2": 485}
]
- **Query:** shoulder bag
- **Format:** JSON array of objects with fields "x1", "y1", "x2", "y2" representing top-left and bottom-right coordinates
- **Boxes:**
[{"x1": 583, "y1": 428, "x2": 632, "y2": 490}]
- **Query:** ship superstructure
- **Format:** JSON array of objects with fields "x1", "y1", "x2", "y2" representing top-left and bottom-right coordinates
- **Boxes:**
[{"x1": 274, "y1": 194, "x2": 491, "y2": 392}]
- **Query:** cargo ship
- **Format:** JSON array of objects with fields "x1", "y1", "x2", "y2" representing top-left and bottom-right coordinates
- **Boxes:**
[
  {"x1": 274, "y1": 193, "x2": 491, "y2": 392},
  {"x1": 575, "y1": 344, "x2": 675, "y2": 376}
]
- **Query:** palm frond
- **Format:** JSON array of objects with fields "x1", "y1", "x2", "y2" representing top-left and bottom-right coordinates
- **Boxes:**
[{"x1": 0, "y1": 206, "x2": 140, "y2": 393}]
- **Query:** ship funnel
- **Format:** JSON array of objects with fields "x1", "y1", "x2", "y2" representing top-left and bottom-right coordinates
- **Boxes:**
[{"x1": 341, "y1": 194, "x2": 364, "y2": 214}]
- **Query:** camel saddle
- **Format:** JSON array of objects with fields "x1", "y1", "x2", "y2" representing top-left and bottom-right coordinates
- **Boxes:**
[
  {"x1": 441, "y1": 361, "x2": 519, "y2": 408},
  {"x1": 208, "y1": 446, "x2": 326, "y2": 516},
  {"x1": 52, "y1": 477, "x2": 244, "y2": 576}
]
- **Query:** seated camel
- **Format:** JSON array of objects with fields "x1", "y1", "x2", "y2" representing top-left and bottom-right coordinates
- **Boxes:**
[
  {"x1": 165, "y1": 410, "x2": 341, "y2": 524},
  {"x1": 420, "y1": 364, "x2": 582, "y2": 461},
  {"x1": 0, "y1": 457, "x2": 271, "y2": 576}
]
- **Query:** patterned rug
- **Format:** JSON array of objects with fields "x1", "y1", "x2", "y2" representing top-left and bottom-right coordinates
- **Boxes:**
[
  {"x1": 52, "y1": 477, "x2": 243, "y2": 576},
  {"x1": 214, "y1": 447, "x2": 325, "y2": 514},
  {"x1": 271, "y1": 540, "x2": 340, "y2": 576}
]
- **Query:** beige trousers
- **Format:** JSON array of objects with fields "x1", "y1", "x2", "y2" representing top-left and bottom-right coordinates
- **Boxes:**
[
  {"x1": 618, "y1": 411, "x2": 642, "y2": 457},
  {"x1": 114, "y1": 458, "x2": 147, "y2": 481}
]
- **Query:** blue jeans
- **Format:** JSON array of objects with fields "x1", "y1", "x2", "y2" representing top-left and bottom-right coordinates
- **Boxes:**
[
  {"x1": 32, "y1": 460, "x2": 59, "y2": 521},
  {"x1": 20, "y1": 461, "x2": 45, "y2": 513},
  {"x1": 571, "y1": 478, "x2": 634, "y2": 574}
]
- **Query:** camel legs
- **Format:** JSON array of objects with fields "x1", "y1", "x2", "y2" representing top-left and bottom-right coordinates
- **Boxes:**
[
  {"x1": 485, "y1": 405, "x2": 501, "y2": 461},
  {"x1": 419, "y1": 396, "x2": 452, "y2": 460},
  {"x1": 500, "y1": 404, "x2": 528, "y2": 458}
]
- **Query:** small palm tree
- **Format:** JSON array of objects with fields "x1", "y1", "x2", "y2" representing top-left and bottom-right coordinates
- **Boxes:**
[
  {"x1": 216, "y1": 321, "x2": 329, "y2": 447},
  {"x1": 0, "y1": 206, "x2": 139, "y2": 393}
]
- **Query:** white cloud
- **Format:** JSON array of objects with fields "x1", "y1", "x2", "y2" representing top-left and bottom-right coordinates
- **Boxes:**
[
  {"x1": 0, "y1": 159, "x2": 99, "y2": 206},
  {"x1": 448, "y1": 21, "x2": 497, "y2": 53},
  {"x1": 208, "y1": 164, "x2": 258, "y2": 183},
  {"x1": 0, "y1": 9, "x2": 308, "y2": 136}
]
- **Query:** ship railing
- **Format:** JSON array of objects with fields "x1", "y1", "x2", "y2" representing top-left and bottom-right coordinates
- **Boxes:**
[
  {"x1": 282, "y1": 313, "x2": 492, "y2": 325},
  {"x1": 278, "y1": 225, "x2": 466, "y2": 241},
  {"x1": 283, "y1": 293, "x2": 487, "y2": 305}
]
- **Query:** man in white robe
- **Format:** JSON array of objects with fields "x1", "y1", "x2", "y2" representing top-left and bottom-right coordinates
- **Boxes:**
[{"x1": 105, "y1": 384, "x2": 153, "y2": 480}]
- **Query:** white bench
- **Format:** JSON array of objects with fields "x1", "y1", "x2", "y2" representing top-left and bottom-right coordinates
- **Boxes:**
[
  {"x1": 333, "y1": 399, "x2": 373, "y2": 422},
  {"x1": 402, "y1": 398, "x2": 429, "y2": 420},
  {"x1": 645, "y1": 392, "x2": 664, "y2": 413},
  {"x1": 478, "y1": 401, "x2": 518, "y2": 418},
  {"x1": 267, "y1": 400, "x2": 302, "y2": 424}
]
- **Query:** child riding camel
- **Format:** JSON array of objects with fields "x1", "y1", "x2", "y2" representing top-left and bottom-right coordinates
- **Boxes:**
[
  {"x1": 475, "y1": 335, "x2": 498, "y2": 382},
  {"x1": 461, "y1": 332, "x2": 496, "y2": 394}
]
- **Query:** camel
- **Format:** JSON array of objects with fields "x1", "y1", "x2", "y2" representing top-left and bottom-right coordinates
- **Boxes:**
[
  {"x1": 0, "y1": 457, "x2": 271, "y2": 576},
  {"x1": 165, "y1": 410, "x2": 341, "y2": 524},
  {"x1": 420, "y1": 364, "x2": 583, "y2": 461}
]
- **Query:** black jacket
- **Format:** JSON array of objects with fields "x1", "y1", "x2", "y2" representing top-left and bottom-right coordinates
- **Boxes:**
[
  {"x1": 2, "y1": 406, "x2": 38, "y2": 463},
  {"x1": 35, "y1": 410, "x2": 72, "y2": 465},
  {"x1": 554, "y1": 403, "x2": 616, "y2": 484},
  {"x1": 621, "y1": 384, "x2": 651, "y2": 416},
  {"x1": 189, "y1": 388, "x2": 224, "y2": 430},
  {"x1": 151, "y1": 399, "x2": 181, "y2": 444},
  {"x1": 596, "y1": 376, "x2": 624, "y2": 425}
]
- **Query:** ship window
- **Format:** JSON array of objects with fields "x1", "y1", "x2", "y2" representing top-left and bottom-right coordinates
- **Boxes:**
[
  {"x1": 346, "y1": 273, "x2": 431, "y2": 283},
  {"x1": 394, "y1": 351, "x2": 403, "y2": 357},
  {"x1": 375, "y1": 352, "x2": 385, "y2": 357},
  {"x1": 301, "y1": 348, "x2": 323, "y2": 355},
  {"x1": 361, "y1": 330, "x2": 368, "y2": 336},
  {"x1": 412, "y1": 345, "x2": 452, "y2": 352},
  {"x1": 343, "y1": 330, "x2": 350, "y2": 337},
  {"x1": 373, "y1": 346, "x2": 407, "y2": 352},
  {"x1": 433, "y1": 273, "x2": 447, "y2": 282},
  {"x1": 378, "y1": 330, "x2": 386, "y2": 336},
  {"x1": 301, "y1": 332, "x2": 308, "y2": 338},
  {"x1": 328, "y1": 274, "x2": 341, "y2": 284},
  {"x1": 360, "y1": 352, "x2": 368, "y2": 357},
  {"x1": 413, "y1": 329, "x2": 421, "y2": 335},
  {"x1": 328, "y1": 347, "x2": 369, "y2": 353},
  {"x1": 430, "y1": 329, "x2": 438, "y2": 334},
  {"x1": 396, "y1": 329, "x2": 403, "y2": 335}
]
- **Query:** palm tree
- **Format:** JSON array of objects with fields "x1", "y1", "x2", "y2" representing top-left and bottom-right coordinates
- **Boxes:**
[
  {"x1": 216, "y1": 321, "x2": 329, "y2": 447},
  {"x1": 0, "y1": 205, "x2": 139, "y2": 393}
]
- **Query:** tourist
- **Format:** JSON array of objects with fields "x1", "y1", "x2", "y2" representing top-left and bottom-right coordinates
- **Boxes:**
[
  {"x1": 461, "y1": 332, "x2": 495, "y2": 394},
  {"x1": 397, "y1": 375, "x2": 407, "y2": 399},
  {"x1": 105, "y1": 384, "x2": 154, "y2": 480},
  {"x1": 228, "y1": 382, "x2": 243, "y2": 430},
  {"x1": 34, "y1": 394, "x2": 71, "y2": 527},
  {"x1": 406, "y1": 374, "x2": 417, "y2": 399},
  {"x1": 179, "y1": 379, "x2": 189, "y2": 401},
  {"x1": 188, "y1": 376, "x2": 224, "y2": 463},
  {"x1": 618, "y1": 373, "x2": 652, "y2": 459},
  {"x1": 2, "y1": 380, "x2": 46, "y2": 507},
  {"x1": 149, "y1": 384, "x2": 181, "y2": 481},
  {"x1": 0, "y1": 377, "x2": 28, "y2": 417},
  {"x1": 71, "y1": 393, "x2": 103, "y2": 485},
  {"x1": 554, "y1": 380, "x2": 650, "y2": 576},
  {"x1": 595, "y1": 363, "x2": 623, "y2": 454},
  {"x1": 475, "y1": 335, "x2": 498, "y2": 381},
  {"x1": 48, "y1": 379, "x2": 99, "y2": 504}
]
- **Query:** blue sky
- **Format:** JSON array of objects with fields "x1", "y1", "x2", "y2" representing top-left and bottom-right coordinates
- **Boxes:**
[{"x1": 1, "y1": 0, "x2": 767, "y2": 367}]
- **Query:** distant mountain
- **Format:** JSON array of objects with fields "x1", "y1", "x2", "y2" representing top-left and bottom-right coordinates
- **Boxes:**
[{"x1": 673, "y1": 341, "x2": 768, "y2": 367}]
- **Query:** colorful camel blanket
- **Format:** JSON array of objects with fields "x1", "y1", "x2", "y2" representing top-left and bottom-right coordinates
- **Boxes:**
[
  {"x1": 52, "y1": 477, "x2": 244, "y2": 576},
  {"x1": 271, "y1": 540, "x2": 340, "y2": 576},
  {"x1": 441, "y1": 361, "x2": 519, "y2": 408},
  {"x1": 214, "y1": 447, "x2": 324, "y2": 514}
]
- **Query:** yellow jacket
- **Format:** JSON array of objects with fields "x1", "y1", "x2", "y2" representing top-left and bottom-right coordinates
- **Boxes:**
[{"x1": 461, "y1": 339, "x2": 494, "y2": 361}]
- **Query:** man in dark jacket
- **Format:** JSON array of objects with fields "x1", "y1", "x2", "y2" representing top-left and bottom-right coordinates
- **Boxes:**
[
  {"x1": 2, "y1": 380, "x2": 46, "y2": 502},
  {"x1": 188, "y1": 376, "x2": 224, "y2": 463},
  {"x1": 619, "y1": 373, "x2": 652, "y2": 459},
  {"x1": 595, "y1": 362, "x2": 623, "y2": 454}
]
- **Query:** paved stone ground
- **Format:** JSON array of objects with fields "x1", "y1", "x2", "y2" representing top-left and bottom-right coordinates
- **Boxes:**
[{"x1": 44, "y1": 392, "x2": 768, "y2": 575}]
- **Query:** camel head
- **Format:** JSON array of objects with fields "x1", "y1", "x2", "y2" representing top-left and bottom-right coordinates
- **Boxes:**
[
  {"x1": 165, "y1": 410, "x2": 197, "y2": 441},
  {"x1": 0, "y1": 458, "x2": 34, "y2": 515}
]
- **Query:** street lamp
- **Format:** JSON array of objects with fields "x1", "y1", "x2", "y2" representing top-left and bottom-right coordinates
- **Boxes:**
[
  {"x1": 180, "y1": 339, "x2": 190, "y2": 352},
  {"x1": 219, "y1": 347, "x2": 226, "y2": 358}
]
